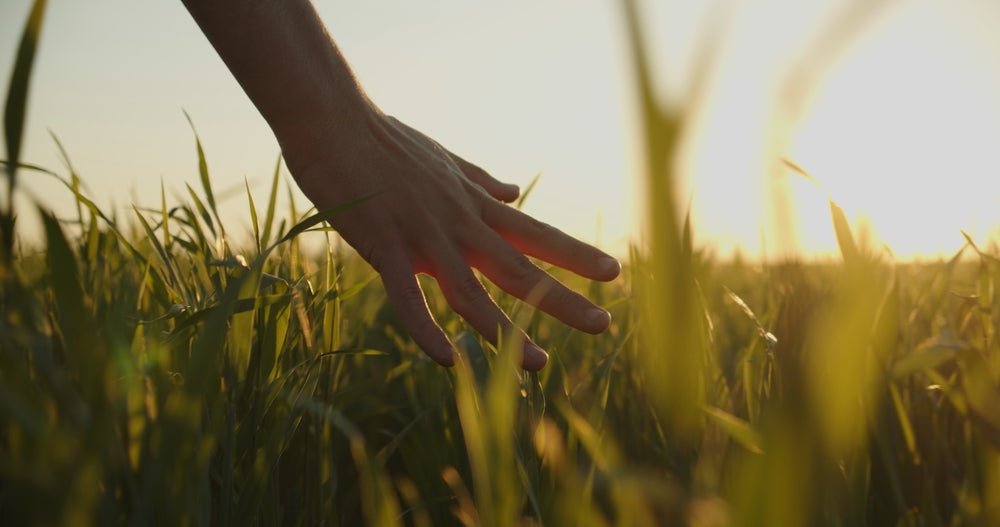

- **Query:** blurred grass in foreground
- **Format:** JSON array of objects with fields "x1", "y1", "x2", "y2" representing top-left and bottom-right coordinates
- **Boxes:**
[{"x1": 3, "y1": 0, "x2": 1000, "y2": 525}]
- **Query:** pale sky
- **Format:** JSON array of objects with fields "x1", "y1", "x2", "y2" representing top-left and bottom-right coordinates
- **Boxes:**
[{"x1": 2, "y1": 0, "x2": 999, "y2": 260}]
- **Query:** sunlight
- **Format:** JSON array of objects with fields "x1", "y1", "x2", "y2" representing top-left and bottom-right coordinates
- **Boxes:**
[
  {"x1": 1, "y1": 0, "x2": 997, "y2": 260},
  {"x1": 680, "y1": 0, "x2": 1000, "y2": 260},
  {"x1": 784, "y1": 0, "x2": 1000, "y2": 259}
]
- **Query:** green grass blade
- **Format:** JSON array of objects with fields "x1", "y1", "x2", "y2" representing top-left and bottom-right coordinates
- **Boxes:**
[
  {"x1": 131, "y1": 204, "x2": 188, "y2": 302},
  {"x1": 40, "y1": 208, "x2": 102, "y2": 395},
  {"x1": 33, "y1": 167, "x2": 150, "y2": 266},
  {"x1": 285, "y1": 181, "x2": 301, "y2": 271},
  {"x1": 40, "y1": 208, "x2": 86, "y2": 337},
  {"x1": 185, "y1": 182, "x2": 216, "y2": 237},
  {"x1": 49, "y1": 131, "x2": 86, "y2": 227},
  {"x1": 3, "y1": 0, "x2": 48, "y2": 196},
  {"x1": 49, "y1": 130, "x2": 78, "y2": 176},
  {"x1": 270, "y1": 194, "x2": 375, "y2": 250},
  {"x1": 704, "y1": 406, "x2": 764, "y2": 455},
  {"x1": 183, "y1": 111, "x2": 223, "y2": 231},
  {"x1": 161, "y1": 178, "x2": 171, "y2": 247},
  {"x1": 830, "y1": 200, "x2": 860, "y2": 265},
  {"x1": 132, "y1": 205, "x2": 172, "y2": 275},
  {"x1": 246, "y1": 178, "x2": 260, "y2": 253},
  {"x1": 888, "y1": 383, "x2": 919, "y2": 463},
  {"x1": 0, "y1": 158, "x2": 65, "y2": 182},
  {"x1": 515, "y1": 172, "x2": 541, "y2": 210},
  {"x1": 261, "y1": 154, "x2": 282, "y2": 246}
]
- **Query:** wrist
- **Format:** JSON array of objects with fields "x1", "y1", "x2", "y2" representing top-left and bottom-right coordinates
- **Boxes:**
[{"x1": 273, "y1": 91, "x2": 383, "y2": 176}]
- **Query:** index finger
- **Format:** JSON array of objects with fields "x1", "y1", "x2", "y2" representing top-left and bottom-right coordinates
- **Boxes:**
[{"x1": 481, "y1": 201, "x2": 621, "y2": 282}]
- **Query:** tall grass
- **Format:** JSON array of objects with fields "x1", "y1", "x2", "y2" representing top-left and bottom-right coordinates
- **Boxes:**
[{"x1": 3, "y1": 0, "x2": 1000, "y2": 525}]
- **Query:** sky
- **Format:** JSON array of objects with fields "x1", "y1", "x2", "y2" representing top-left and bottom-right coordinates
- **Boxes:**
[{"x1": 1, "y1": 0, "x2": 999, "y2": 260}]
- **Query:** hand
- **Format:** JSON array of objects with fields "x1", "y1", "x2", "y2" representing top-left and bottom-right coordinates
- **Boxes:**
[{"x1": 286, "y1": 108, "x2": 621, "y2": 371}]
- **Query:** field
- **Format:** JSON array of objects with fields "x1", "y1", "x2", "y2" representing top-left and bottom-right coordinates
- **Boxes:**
[{"x1": 4, "y1": 1, "x2": 1000, "y2": 525}]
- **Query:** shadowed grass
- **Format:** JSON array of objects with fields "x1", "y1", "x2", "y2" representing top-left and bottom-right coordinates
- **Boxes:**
[{"x1": 2, "y1": 142, "x2": 1000, "y2": 524}]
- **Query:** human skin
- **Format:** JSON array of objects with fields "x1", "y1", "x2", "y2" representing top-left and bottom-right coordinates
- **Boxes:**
[{"x1": 181, "y1": 0, "x2": 621, "y2": 371}]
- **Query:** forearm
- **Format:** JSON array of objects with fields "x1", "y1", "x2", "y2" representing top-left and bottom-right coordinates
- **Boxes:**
[{"x1": 180, "y1": 0, "x2": 376, "y2": 166}]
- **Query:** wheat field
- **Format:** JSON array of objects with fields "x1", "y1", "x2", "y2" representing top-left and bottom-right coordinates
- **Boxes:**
[{"x1": 3, "y1": 0, "x2": 1000, "y2": 525}]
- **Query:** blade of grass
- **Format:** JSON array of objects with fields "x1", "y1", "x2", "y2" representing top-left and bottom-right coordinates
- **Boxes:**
[
  {"x1": 185, "y1": 182, "x2": 216, "y2": 237},
  {"x1": 830, "y1": 200, "x2": 860, "y2": 265},
  {"x1": 704, "y1": 406, "x2": 764, "y2": 455},
  {"x1": 272, "y1": 194, "x2": 376, "y2": 249},
  {"x1": 2, "y1": 0, "x2": 48, "y2": 261},
  {"x1": 246, "y1": 178, "x2": 260, "y2": 253},
  {"x1": 261, "y1": 154, "x2": 282, "y2": 247},
  {"x1": 41, "y1": 208, "x2": 103, "y2": 398},
  {"x1": 131, "y1": 205, "x2": 178, "y2": 287},
  {"x1": 514, "y1": 172, "x2": 541, "y2": 210},
  {"x1": 888, "y1": 383, "x2": 919, "y2": 464},
  {"x1": 183, "y1": 110, "x2": 223, "y2": 232},
  {"x1": 161, "y1": 178, "x2": 171, "y2": 247},
  {"x1": 3, "y1": 0, "x2": 48, "y2": 199},
  {"x1": 50, "y1": 131, "x2": 86, "y2": 228}
]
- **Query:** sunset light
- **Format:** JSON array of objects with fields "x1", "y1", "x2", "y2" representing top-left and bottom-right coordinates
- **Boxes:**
[
  {"x1": 5, "y1": 1, "x2": 1000, "y2": 524},
  {"x1": 679, "y1": 0, "x2": 1000, "y2": 260},
  {"x1": 1, "y1": 1, "x2": 998, "y2": 259}
]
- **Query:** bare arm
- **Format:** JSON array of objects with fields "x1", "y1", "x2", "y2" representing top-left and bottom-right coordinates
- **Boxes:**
[{"x1": 181, "y1": 0, "x2": 621, "y2": 370}]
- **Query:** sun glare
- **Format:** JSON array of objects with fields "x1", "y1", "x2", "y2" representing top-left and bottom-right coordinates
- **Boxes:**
[
  {"x1": 783, "y1": 1, "x2": 1000, "y2": 260},
  {"x1": 680, "y1": 0, "x2": 1000, "y2": 261}
]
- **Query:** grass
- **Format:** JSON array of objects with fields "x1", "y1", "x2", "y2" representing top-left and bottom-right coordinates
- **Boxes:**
[{"x1": 3, "y1": 0, "x2": 1000, "y2": 525}]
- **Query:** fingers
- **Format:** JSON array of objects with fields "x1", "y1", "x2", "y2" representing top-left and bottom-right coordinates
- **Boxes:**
[
  {"x1": 379, "y1": 257, "x2": 455, "y2": 367},
  {"x1": 431, "y1": 250, "x2": 549, "y2": 371},
  {"x1": 467, "y1": 229, "x2": 612, "y2": 335},
  {"x1": 481, "y1": 201, "x2": 621, "y2": 282},
  {"x1": 452, "y1": 157, "x2": 520, "y2": 203}
]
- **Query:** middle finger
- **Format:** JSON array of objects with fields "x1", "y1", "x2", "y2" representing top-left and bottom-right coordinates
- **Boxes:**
[
  {"x1": 429, "y1": 246, "x2": 549, "y2": 371},
  {"x1": 464, "y1": 227, "x2": 611, "y2": 335}
]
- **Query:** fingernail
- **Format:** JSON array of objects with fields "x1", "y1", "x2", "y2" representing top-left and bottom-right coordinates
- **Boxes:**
[
  {"x1": 586, "y1": 308, "x2": 611, "y2": 331},
  {"x1": 437, "y1": 346, "x2": 455, "y2": 367},
  {"x1": 599, "y1": 256, "x2": 621, "y2": 277},
  {"x1": 522, "y1": 342, "x2": 549, "y2": 371}
]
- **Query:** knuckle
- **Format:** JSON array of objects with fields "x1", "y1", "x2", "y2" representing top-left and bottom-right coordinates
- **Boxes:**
[
  {"x1": 547, "y1": 284, "x2": 579, "y2": 308},
  {"x1": 392, "y1": 285, "x2": 442, "y2": 339},
  {"x1": 455, "y1": 203, "x2": 483, "y2": 225},
  {"x1": 398, "y1": 283, "x2": 426, "y2": 307},
  {"x1": 452, "y1": 273, "x2": 486, "y2": 307},
  {"x1": 509, "y1": 255, "x2": 538, "y2": 283},
  {"x1": 467, "y1": 164, "x2": 493, "y2": 183},
  {"x1": 481, "y1": 198, "x2": 506, "y2": 221},
  {"x1": 465, "y1": 185, "x2": 493, "y2": 208}
]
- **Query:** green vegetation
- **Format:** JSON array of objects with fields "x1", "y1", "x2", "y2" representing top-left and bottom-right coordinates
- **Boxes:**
[{"x1": 3, "y1": 0, "x2": 1000, "y2": 525}]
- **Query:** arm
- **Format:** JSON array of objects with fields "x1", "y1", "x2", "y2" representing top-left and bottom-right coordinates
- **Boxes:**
[{"x1": 181, "y1": 0, "x2": 621, "y2": 370}]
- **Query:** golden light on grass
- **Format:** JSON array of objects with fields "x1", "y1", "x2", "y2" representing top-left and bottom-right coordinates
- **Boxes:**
[{"x1": 4, "y1": 1, "x2": 1000, "y2": 525}]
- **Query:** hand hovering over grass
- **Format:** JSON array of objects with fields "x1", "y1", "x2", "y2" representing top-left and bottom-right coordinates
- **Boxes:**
[{"x1": 182, "y1": 0, "x2": 620, "y2": 370}]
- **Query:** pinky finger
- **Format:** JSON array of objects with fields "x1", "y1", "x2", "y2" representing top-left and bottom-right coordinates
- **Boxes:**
[{"x1": 380, "y1": 262, "x2": 454, "y2": 367}]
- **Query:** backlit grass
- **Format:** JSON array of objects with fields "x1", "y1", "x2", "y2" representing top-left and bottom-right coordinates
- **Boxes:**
[{"x1": 3, "y1": 0, "x2": 1000, "y2": 525}]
